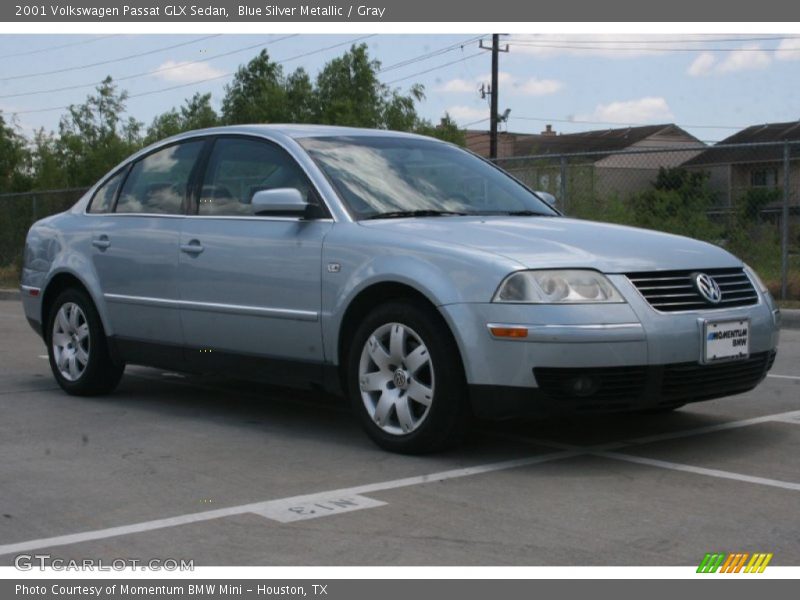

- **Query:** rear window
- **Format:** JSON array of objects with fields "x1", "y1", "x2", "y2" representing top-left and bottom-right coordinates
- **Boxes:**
[
  {"x1": 115, "y1": 141, "x2": 204, "y2": 215},
  {"x1": 88, "y1": 170, "x2": 125, "y2": 214}
]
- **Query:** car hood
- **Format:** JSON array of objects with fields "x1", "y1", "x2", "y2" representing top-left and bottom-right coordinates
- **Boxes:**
[{"x1": 359, "y1": 216, "x2": 740, "y2": 273}]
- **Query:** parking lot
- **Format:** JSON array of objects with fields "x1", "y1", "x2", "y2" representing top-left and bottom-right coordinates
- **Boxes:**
[{"x1": 0, "y1": 298, "x2": 798, "y2": 566}]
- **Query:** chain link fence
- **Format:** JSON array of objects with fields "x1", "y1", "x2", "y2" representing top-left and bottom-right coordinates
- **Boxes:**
[
  {"x1": 1, "y1": 141, "x2": 798, "y2": 300},
  {"x1": 496, "y1": 140, "x2": 800, "y2": 301}
]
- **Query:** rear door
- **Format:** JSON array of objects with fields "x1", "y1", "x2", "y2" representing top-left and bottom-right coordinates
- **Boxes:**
[
  {"x1": 176, "y1": 135, "x2": 333, "y2": 382},
  {"x1": 90, "y1": 139, "x2": 206, "y2": 361}
]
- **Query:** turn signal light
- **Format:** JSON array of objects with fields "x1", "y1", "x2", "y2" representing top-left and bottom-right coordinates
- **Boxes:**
[{"x1": 489, "y1": 326, "x2": 528, "y2": 338}]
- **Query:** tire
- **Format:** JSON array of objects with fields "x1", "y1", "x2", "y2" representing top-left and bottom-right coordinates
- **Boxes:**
[
  {"x1": 346, "y1": 300, "x2": 470, "y2": 454},
  {"x1": 46, "y1": 288, "x2": 124, "y2": 396}
]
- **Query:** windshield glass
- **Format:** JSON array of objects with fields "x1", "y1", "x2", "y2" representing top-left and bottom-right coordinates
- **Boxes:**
[{"x1": 297, "y1": 136, "x2": 557, "y2": 220}]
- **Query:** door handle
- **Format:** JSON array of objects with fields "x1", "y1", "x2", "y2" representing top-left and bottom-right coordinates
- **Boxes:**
[
  {"x1": 92, "y1": 235, "x2": 110, "y2": 250},
  {"x1": 180, "y1": 240, "x2": 204, "y2": 255}
]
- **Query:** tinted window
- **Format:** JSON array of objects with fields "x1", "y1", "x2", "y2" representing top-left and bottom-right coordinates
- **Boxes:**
[
  {"x1": 116, "y1": 141, "x2": 204, "y2": 214},
  {"x1": 88, "y1": 170, "x2": 124, "y2": 214},
  {"x1": 298, "y1": 136, "x2": 557, "y2": 219},
  {"x1": 199, "y1": 138, "x2": 313, "y2": 216}
]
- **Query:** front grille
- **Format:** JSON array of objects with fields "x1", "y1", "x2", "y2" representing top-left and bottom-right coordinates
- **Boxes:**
[
  {"x1": 659, "y1": 351, "x2": 772, "y2": 404},
  {"x1": 626, "y1": 268, "x2": 758, "y2": 312}
]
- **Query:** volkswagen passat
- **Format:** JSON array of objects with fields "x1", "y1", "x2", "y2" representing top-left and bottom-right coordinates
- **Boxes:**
[{"x1": 20, "y1": 125, "x2": 780, "y2": 453}]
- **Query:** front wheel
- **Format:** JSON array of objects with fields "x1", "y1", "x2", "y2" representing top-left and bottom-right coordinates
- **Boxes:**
[
  {"x1": 46, "y1": 288, "x2": 124, "y2": 396},
  {"x1": 347, "y1": 301, "x2": 470, "y2": 454}
]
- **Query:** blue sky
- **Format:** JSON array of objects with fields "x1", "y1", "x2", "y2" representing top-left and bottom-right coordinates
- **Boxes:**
[{"x1": 1, "y1": 33, "x2": 799, "y2": 143}]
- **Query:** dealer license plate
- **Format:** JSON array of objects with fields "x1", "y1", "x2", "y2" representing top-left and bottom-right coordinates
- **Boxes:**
[{"x1": 702, "y1": 319, "x2": 750, "y2": 363}]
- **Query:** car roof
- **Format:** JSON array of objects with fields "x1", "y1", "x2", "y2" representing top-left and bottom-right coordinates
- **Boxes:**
[{"x1": 165, "y1": 123, "x2": 433, "y2": 142}]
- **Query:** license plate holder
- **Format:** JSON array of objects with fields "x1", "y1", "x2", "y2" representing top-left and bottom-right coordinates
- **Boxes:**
[{"x1": 702, "y1": 319, "x2": 750, "y2": 364}]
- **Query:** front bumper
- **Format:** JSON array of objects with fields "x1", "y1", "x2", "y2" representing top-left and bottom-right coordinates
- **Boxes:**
[
  {"x1": 440, "y1": 274, "x2": 780, "y2": 419},
  {"x1": 469, "y1": 350, "x2": 776, "y2": 418}
]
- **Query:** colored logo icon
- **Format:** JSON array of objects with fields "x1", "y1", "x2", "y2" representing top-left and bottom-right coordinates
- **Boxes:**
[{"x1": 697, "y1": 552, "x2": 773, "y2": 573}]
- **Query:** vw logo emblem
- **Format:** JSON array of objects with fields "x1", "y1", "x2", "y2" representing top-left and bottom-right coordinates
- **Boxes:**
[
  {"x1": 393, "y1": 369, "x2": 408, "y2": 389},
  {"x1": 694, "y1": 273, "x2": 722, "y2": 304}
]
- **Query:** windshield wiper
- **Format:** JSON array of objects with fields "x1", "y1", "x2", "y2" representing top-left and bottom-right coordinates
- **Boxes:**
[
  {"x1": 363, "y1": 209, "x2": 468, "y2": 220},
  {"x1": 501, "y1": 210, "x2": 553, "y2": 216}
]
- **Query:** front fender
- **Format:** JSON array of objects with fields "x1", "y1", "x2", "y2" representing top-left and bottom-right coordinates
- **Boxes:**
[{"x1": 320, "y1": 224, "x2": 523, "y2": 364}]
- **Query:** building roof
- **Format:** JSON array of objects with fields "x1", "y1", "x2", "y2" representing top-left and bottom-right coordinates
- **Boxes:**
[
  {"x1": 683, "y1": 120, "x2": 800, "y2": 167},
  {"x1": 514, "y1": 124, "x2": 689, "y2": 158}
]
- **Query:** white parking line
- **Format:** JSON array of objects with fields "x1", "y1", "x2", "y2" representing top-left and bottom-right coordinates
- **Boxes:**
[
  {"x1": 3, "y1": 403, "x2": 800, "y2": 558},
  {"x1": 0, "y1": 450, "x2": 577, "y2": 557},
  {"x1": 596, "y1": 451, "x2": 800, "y2": 492},
  {"x1": 767, "y1": 374, "x2": 800, "y2": 381}
]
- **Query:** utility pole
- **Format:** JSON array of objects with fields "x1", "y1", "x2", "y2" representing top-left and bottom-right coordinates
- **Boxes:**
[{"x1": 480, "y1": 34, "x2": 509, "y2": 160}]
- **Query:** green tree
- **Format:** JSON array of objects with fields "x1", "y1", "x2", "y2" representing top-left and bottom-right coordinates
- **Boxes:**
[
  {"x1": 284, "y1": 67, "x2": 315, "y2": 123},
  {"x1": 0, "y1": 112, "x2": 31, "y2": 193},
  {"x1": 314, "y1": 44, "x2": 384, "y2": 127},
  {"x1": 50, "y1": 76, "x2": 142, "y2": 188},
  {"x1": 221, "y1": 49, "x2": 293, "y2": 124},
  {"x1": 145, "y1": 92, "x2": 219, "y2": 144},
  {"x1": 625, "y1": 167, "x2": 720, "y2": 242},
  {"x1": 416, "y1": 113, "x2": 467, "y2": 146},
  {"x1": 313, "y1": 44, "x2": 427, "y2": 131}
]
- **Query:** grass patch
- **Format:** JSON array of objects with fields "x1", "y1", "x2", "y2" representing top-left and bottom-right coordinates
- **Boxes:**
[{"x1": 0, "y1": 264, "x2": 19, "y2": 289}]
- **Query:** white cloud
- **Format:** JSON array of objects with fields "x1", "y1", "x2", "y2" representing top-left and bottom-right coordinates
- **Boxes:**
[
  {"x1": 438, "y1": 78, "x2": 478, "y2": 93},
  {"x1": 577, "y1": 97, "x2": 674, "y2": 124},
  {"x1": 152, "y1": 60, "x2": 224, "y2": 83},
  {"x1": 718, "y1": 44, "x2": 771, "y2": 73},
  {"x1": 775, "y1": 38, "x2": 800, "y2": 61},
  {"x1": 446, "y1": 105, "x2": 488, "y2": 123},
  {"x1": 438, "y1": 71, "x2": 563, "y2": 97},
  {"x1": 516, "y1": 78, "x2": 564, "y2": 96},
  {"x1": 688, "y1": 52, "x2": 716, "y2": 77}
]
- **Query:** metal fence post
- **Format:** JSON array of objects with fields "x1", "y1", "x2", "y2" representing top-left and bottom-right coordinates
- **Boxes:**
[
  {"x1": 31, "y1": 194, "x2": 37, "y2": 221},
  {"x1": 782, "y1": 141, "x2": 790, "y2": 301},
  {"x1": 559, "y1": 155, "x2": 568, "y2": 213}
]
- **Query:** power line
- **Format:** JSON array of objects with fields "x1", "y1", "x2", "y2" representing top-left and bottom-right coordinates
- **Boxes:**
[
  {"x1": 9, "y1": 35, "x2": 377, "y2": 116},
  {"x1": 0, "y1": 35, "x2": 299, "y2": 100},
  {"x1": 507, "y1": 41, "x2": 799, "y2": 52},
  {"x1": 0, "y1": 34, "x2": 117, "y2": 60},
  {"x1": 506, "y1": 35, "x2": 800, "y2": 45},
  {"x1": 379, "y1": 35, "x2": 487, "y2": 73},
  {"x1": 0, "y1": 35, "x2": 221, "y2": 82},
  {"x1": 384, "y1": 52, "x2": 484, "y2": 85}
]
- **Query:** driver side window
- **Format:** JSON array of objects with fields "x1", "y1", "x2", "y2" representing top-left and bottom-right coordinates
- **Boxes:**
[{"x1": 199, "y1": 137, "x2": 314, "y2": 216}]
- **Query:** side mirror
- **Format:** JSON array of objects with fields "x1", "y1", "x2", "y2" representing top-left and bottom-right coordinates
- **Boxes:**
[
  {"x1": 251, "y1": 188, "x2": 309, "y2": 215},
  {"x1": 535, "y1": 191, "x2": 557, "y2": 207}
]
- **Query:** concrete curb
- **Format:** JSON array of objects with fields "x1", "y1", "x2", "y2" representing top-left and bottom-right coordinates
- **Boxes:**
[
  {"x1": 1, "y1": 288, "x2": 799, "y2": 329},
  {"x1": 781, "y1": 309, "x2": 800, "y2": 330}
]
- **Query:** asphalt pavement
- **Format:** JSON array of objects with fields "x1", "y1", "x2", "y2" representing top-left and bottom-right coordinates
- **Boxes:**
[{"x1": 1, "y1": 299, "x2": 798, "y2": 566}]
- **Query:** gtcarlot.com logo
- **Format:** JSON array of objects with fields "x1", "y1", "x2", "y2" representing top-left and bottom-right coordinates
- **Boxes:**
[{"x1": 697, "y1": 552, "x2": 773, "y2": 573}]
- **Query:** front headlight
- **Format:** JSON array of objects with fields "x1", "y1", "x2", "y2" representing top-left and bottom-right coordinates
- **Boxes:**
[
  {"x1": 493, "y1": 269, "x2": 625, "y2": 304},
  {"x1": 744, "y1": 263, "x2": 769, "y2": 295}
]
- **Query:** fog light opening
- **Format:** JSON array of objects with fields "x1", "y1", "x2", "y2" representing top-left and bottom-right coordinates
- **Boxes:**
[{"x1": 568, "y1": 375, "x2": 600, "y2": 398}]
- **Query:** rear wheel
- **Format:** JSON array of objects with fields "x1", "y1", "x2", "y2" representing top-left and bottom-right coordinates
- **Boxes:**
[
  {"x1": 46, "y1": 288, "x2": 124, "y2": 396},
  {"x1": 347, "y1": 301, "x2": 470, "y2": 454}
]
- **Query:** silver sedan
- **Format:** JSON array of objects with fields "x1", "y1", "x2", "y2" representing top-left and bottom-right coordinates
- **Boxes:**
[{"x1": 20, "y1": 125, "x2": 781, "y2": 453}]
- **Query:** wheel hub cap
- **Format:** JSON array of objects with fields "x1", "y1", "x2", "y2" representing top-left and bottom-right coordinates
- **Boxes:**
[
  {"x1": 358, "y1": 322, "x2": 435, "y2": 436},
  {"x1": 51, "y1": 302, "x2": 90, "y2": 382}
]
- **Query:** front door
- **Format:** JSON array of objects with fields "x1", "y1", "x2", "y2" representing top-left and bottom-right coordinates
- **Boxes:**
[{"x1": 176, "y1": 136, "x2": 332, "y2": 382}]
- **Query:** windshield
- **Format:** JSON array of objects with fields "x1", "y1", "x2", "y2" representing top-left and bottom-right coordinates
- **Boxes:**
[{"x1": 297, "y1": 136, "x2": 558, "y2": 220}]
